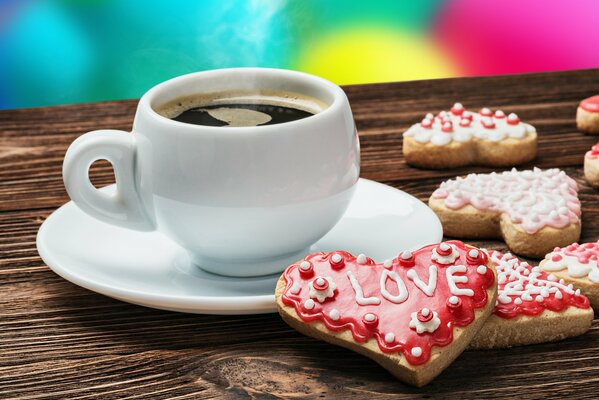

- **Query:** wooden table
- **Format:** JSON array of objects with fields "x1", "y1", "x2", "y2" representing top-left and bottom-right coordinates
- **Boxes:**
[{"x1": 1, "y1": 69, "x2": 598, "y2": 399}]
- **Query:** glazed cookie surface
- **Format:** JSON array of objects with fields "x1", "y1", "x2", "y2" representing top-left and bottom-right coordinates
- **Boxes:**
[
  {"x1": 403, "y1": 104, "x2": 537, "y2": 169},
  {"x1": 577, "y1": 95, "x2": 599, "y2": 134},
  {"x1": 275, "y1": 241, "x2": 497, "y2": 387},
  {"x1": 470, "y1": 250, "x2": 592, "y2": 349},
  {"x1": 541, "y1": 241, "x2": 599, "y2": 308},
  {"x1": 429, "y1": 168, "x2": 582, "y2": 258}
]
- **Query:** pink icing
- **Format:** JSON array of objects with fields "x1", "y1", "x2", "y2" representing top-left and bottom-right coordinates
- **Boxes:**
[{"x1": 432, "y1": 168, "x2": 580, "y2": 234}]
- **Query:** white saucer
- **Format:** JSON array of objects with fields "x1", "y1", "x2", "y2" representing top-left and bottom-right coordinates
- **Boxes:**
[{"x1": 37, "y1": 179, "x2": 442, "y2": 314}]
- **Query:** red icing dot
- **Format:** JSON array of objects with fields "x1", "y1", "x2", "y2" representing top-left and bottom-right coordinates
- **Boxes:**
[
  {"x1": 437, "y1": 243, "x2": 452, "y2": 256},
  {"x1": 363, "y1": 313, "x2": 379, "y2": 327},
  {"x1": 462, "y1": 112, "x2": 473, "y2": 121},
  {"x1": 450, "y1": 103, "x2": 464, "y2": 115},
  {"x1": 580, "y1": 95, "x2": 599, "y2": 113},
  {"x1": 479, "y1": 107, "x2": 492, "y2": 117},
  {"x1": 313, "y1": 276, "x2": 329, "y2": 291},
  {"x1": 330, "y1": 253, "x2": 345, "y2": 269},
  {"x1": 551, "y1": 253, "x2": 562, "y2": 262},
  {"x1": 420, "y1": 118, "x2": 433, "y2": 128},
  {"x1": 459, "y1": 118, "x2": 472, "y2": 127},
  {"x1": 481, "y1": 117, "x2": 495, "y2": 129},
  {"x1": 507, "y1": 113, "x2": 520, "y2": 125},
  {"x1": 280, "y1": 242, "x2": 495, "y2": 366},
  {"x1": 417, "y1": 309, "x2": 433, "y2": 322}
]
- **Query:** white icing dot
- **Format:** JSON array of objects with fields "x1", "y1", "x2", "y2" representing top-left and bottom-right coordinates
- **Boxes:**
[
  {"x1": 448, "y1": 296, "x2": 459, "y2": 305},
  {"x1": 421, "y1": 307, "x2": 430, "y2": 317},
  {"x1": 498, "y1": 295, "x2": 512, "y2": 304},
  {"x1": 558, "y1": 206, "x2": 569, "y2": 215},
  {"x1": 331, "y1": 254, "x2": 342, "y2": 263},
  {"x1": 508, "y1": 112, "x2": 518, "y2": 121},
  {"x1": 495, "y1": 110, "x2": 505, "y2": 118},
  {"x1": 549, "y1": 210, "x2": 559, "y2": 220},
  {"x1": 383, "y1": 259, "x2": 393, "y2": 268},
  {"x1": 535, "y1": 295, "x2": 544, "y2": 302},
  {"x1": 401, "y1": 251, "x2": 413, "y2": 260},
  {"x1": 356, "y1": 254, "x2": 367, "y2": 264},
  {"x1": 304, "y1": 299, "x2": 315, "y2": 310},
  {"x1": 316, "y1": 277, "x2": 325, "y2": 286},
  {"x1": 364, "y1": 313, "x2": 376, "y2": 322},
  {"x1": 514, "y1": 298, "x2": 523, "y2": 305},
  {"x1": 289, "y1": 283, "x2": 301, "y2": 294},
  {"x1": 555, "y1": 290, "x2": 563, "y2": 299},
  {"x1": 384, "y1": 333, "x2": 395, "y2": 343},
  {"x1": 411, "y1": 347, "x2": 423, "y2": 357},
  {"x1": 468, "y1": 249, "x2": 479, "y2": 258},
  {"x1": 575, "y1": 289, "x2": 581, "y2": 296},
  {"x1": 300, "y1": 261, "x2": 311, "y2": 271},
  {"x1": 547, "y1": 274, "x2": 557, "y2": 281},
  {"x1": 440, "y1": 243, "x2": 450, "y2": 251},
  {"x1": 329, "y1": 309, "x2": 340, "y2": 321},
  {"x1": 477, "y1": 265, "x2": 487, "y2": 274}
]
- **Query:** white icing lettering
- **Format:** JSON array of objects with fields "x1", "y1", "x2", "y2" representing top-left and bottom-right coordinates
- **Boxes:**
[
  {"x1": 446, "y1": 265, "x2": 475, "y2": 296},
  {"x1": 346, "y1": 270, "x2": 381, "y2": 306},
  {"x1": 380, "y1": 270, "x2": 409, "y2": 304},
  {"x1": 406, "y1": 265, "x2": 437, "y2": 296}
]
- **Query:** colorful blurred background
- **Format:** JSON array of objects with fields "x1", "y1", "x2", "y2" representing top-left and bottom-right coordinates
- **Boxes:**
[{"x1": 1, "y1": 0, "x2": 599, "y2": 110}]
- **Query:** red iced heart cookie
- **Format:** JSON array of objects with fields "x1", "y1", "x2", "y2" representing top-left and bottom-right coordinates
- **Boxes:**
[
  {"x1": 275, "y1": 241, "x2": 497, "y2": 387},
  {"x1": 470, "y1": 250, "x2": 593, "y2": 349}
]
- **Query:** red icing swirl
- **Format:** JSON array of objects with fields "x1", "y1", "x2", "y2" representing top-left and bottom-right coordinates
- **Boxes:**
[
  {"x1": 586, "y1": 143, "x2": 599, "y2": 159},
  {"x1": 580, "y1": 95, "x2": 599, "y2": 113},
  {"x1": 488, "y1": 250, "x2": 589, "y2": 319},
  {"x1": 281, "y1": 241, "x2": 495, "y2": 366}
]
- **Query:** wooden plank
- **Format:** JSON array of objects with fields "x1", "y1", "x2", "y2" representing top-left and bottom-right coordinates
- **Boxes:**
[{"x1": 1, "y1": 69, "x2": 598, "y2": 398}]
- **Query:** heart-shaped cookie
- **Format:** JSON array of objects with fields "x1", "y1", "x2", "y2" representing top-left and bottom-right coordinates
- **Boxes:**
[
  {"x1": 540, "y1": 241, "x2": 599, "y2": 309},
  {"x1": 470, "y1": 250, "x2": 593, "y2": 349},
  {"x1": 402, "y1": 104, "x2": 537, "y2": 169},
  {"x1": 429, "y1": 168, "x2": 581, "y2": 258},
  {"x1": 275, "y1": 241, "x2": 497, "y2": 387}
]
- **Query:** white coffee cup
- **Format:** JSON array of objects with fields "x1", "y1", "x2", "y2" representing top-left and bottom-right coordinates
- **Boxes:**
[{"x1": 63, "y1": 68, "x2": 360, "y2": 277}]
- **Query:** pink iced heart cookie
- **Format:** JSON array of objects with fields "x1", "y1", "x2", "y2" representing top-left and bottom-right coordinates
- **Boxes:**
[
  {"x1": 274, "y1": 241, "x2": 497, "y2": 387},
  {"x1": 584, "y1": 143, "x2": 599, "y2": 187},
  {"x1": 470, "y1": 250, "x2": 593, "y2": 349},
  {"x1": 541, "y1": 241, "x2": 599, "y2": 308},
  {"x1": 429, "y1": 168, "x2": 582, "y2": 258},
  {"x1": 402, "y1": 104, "x2": 537, "y2": 169}
]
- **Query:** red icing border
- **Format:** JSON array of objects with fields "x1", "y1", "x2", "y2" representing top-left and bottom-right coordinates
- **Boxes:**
[
  {"x1": 281, "y1": 241, "x2": 495, "y2": 366},
  {"x1": 488, "y1": 250, "x2": 590, "y2": 319},
  {"x1": 580, "y1": 95, "x2": 599, "y2": 113}
]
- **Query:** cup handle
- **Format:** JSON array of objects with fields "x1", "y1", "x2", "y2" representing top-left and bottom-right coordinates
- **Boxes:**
[{"x1": 62, "y1": 129, "x2": 154, "y2": 231}]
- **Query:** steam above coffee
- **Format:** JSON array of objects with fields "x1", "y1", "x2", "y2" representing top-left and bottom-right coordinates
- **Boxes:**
[{"x1": 156, "y1": 90, "x2": 328, "y2": 127}]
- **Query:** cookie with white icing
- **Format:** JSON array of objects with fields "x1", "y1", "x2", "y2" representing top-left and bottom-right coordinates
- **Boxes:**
[
  {"x1": 470, "y1": 250, "x2": 593, "y2": 349},
  {"x1": 429, "y1": 168, "x2": 582, "y2": 258},
  {"x1": 577, "y1": 95, "x2": 599, "y2": 134},
  {"x1": 275, "y1": 241, "x2": 497, "y2": 387},
  {"x1": 584, "y1": 143, "x2": 599, "y2": 187},
  {"x1": 403, "y1": 104, "x2": 537, "y2": 169},
  {"x1": 541, "y1": 241, "x2": 599, "y2": 308}
]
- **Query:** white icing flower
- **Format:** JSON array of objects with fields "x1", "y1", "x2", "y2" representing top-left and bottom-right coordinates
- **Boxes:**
[
  {"x1": 431, "y1": 243, "x2": 459, "y2": 265},
  {"x1": 308, "y1": 276, "x2": 337, "y2": 303},
  {"x1": 409, "y1": 308, "x2": 441, "y2": 334}
]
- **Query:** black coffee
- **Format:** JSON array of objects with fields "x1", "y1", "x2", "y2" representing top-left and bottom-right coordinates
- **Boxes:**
[
  {"x1": 173, "y1": 103, "x2": 314, "y2": 127},
  {"x1": 156, "y1": 90, "x2": 326, "y2": 128}
]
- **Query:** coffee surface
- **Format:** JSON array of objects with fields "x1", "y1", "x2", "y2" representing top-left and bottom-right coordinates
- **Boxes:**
[{"x1": 156, "y1": 90, "x2": 327, "y2": 127}]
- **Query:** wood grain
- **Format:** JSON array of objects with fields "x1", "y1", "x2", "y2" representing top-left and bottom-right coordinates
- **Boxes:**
[{"x1": 1, "y1": 69, "x2": 599, "y2": 399}]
